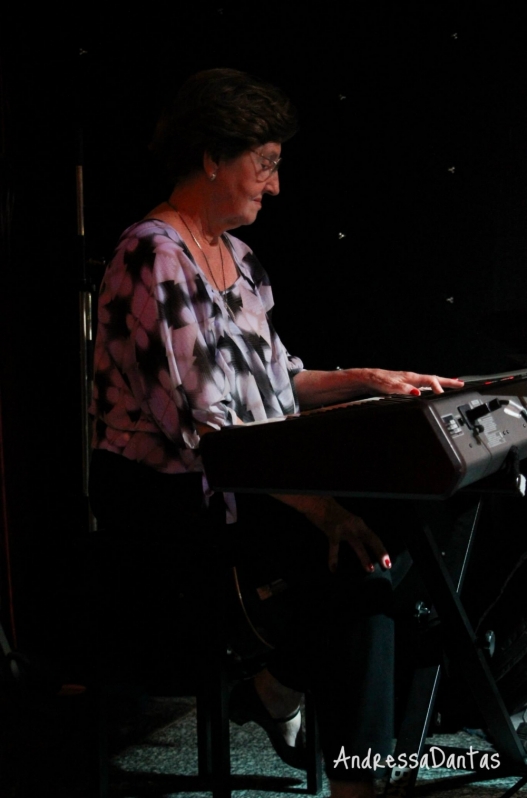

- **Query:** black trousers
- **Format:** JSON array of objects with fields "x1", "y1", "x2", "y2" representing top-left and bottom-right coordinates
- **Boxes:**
[{"x1": 89, "y1": 449, "x2": 399, "y2": 781}]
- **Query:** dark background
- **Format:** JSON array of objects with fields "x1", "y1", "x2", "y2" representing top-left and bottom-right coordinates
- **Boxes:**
[{"x1": 2, "y1": 3, "x2": 527, "y2": 677}]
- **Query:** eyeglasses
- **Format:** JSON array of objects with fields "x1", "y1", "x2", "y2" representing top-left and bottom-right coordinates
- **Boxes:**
[{"x1": 251, "y1": 150, "x2": 282, "y2": 181}]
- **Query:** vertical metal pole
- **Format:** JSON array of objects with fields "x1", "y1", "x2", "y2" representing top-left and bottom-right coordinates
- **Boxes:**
[
  {"x1": 77, "y1": 49, "x2": 96, "y2": 530},
  {"x1": 77, "y1": 162, "x2": 91, "y2": 496}
]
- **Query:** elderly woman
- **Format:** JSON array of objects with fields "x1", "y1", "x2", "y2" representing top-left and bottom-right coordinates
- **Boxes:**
[{"x1": 89, "y1": 68, "x2": 462, "y2": 798}]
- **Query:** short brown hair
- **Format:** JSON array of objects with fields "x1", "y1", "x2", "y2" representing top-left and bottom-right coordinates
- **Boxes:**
[{"x1": 150, "y1": 68, "x2": 298, "y2": 183}]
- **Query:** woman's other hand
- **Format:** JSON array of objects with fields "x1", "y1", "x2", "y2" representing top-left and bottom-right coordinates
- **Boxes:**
[
  {"x1": 273, "y1": 494, "x2": 390, "y2": 573},
  {"x1": 304, "y1": 497, "x2": 390, "y2": 574}
]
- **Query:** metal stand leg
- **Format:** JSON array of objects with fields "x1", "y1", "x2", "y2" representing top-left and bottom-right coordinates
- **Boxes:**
[{"x1": 384, "y1": 495, "x2": 527, "y2": 797}]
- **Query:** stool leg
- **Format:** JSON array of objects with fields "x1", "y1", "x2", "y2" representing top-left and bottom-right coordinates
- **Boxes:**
[
  {"x1": 210, "y1": 657, "x2": 231, "y2": 798},
  {"x1": 305, "y1": 691, "x2": 323, "y2": 794},
  {"x1": 89, "y1": 679, "x2": 109, "y2": 798},
  {"x1": 197, "y1": 692, "x2": 212, "y2": 778}
]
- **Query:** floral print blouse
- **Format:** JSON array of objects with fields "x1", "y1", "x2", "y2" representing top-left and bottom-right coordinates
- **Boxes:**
[{"x1": 90, "y1": 219, "x2": 303, "y2": 473}]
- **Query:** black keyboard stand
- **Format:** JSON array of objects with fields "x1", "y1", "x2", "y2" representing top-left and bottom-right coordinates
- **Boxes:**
[{"x1": 384, "y1": 486, "x2": 527, "y2": 797}]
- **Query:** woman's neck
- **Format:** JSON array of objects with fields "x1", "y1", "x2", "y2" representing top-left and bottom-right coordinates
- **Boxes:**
[
  {"x1": 145, "y1": 181, "x2": 239, "y2": 293},
  {"x1": 167, "y1": 183, "x2": 221, "y2": 245}
]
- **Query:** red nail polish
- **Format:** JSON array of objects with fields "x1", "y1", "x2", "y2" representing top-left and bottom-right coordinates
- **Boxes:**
[
  {"x1": 410, "y1": 388, "x2": 420, "y2": 396},
  {"x1": 384, "y1": 557, "x2": 392, "y2": 569},
  {"x1": 368, "y1": 563, "x2": 375, "y2": 572}
]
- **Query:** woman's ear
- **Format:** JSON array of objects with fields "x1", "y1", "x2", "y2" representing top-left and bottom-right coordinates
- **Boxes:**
[{"x1": 203, "y1": 152, "x2": 219, "y2": 182}]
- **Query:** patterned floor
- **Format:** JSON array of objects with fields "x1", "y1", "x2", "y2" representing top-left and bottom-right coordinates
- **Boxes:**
[{"x1": 107, "y1": 697, "x2": 527, "y2": 798}]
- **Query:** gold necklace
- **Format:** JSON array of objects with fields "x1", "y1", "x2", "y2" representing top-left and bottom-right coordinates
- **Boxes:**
[{"x1": 166, "y1": 200, "x2": 226, "y2": 293}]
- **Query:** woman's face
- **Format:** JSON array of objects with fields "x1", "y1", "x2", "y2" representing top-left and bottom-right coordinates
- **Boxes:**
[{"x1": 212, "y1": 142, "x2": 281, "y2": 229}]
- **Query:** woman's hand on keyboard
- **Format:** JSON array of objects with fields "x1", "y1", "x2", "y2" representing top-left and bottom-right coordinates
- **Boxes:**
[{"x1": 353, "y1": 369, "x2": 464, "y2": 397}]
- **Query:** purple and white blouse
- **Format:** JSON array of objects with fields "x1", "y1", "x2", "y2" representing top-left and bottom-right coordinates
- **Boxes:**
[{"x1": 90, "y1": 219, "x2": 303, "y2": 473}]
